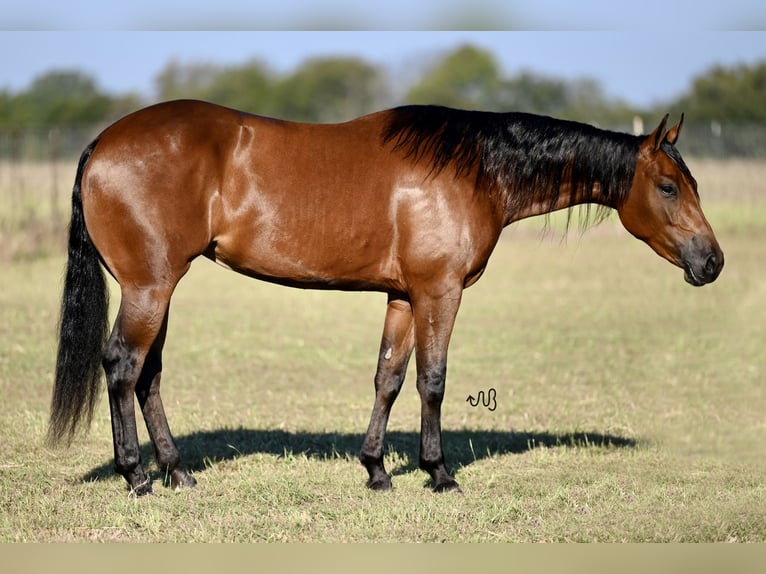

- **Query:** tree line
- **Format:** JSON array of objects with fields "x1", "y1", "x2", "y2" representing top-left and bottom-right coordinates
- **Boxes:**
[{"x1": 2, "y1": 44, "x2": 765, "y2": 157}]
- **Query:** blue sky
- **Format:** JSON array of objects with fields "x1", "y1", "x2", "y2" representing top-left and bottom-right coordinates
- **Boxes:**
[
  {"x1": 5, "y1": 0, "x2": 766, "y2": 30},
  {"x1": 2, "y1": 2, "x2": 765, "y2": 108},
  {"x1": 2, "y1": 31, "x2": 764, "y2": 108}
]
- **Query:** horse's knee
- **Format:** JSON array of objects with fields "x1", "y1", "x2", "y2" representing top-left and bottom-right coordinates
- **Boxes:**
[
  {"x1": 416, "y1": 364, "x2": 447, "y2": 406},
  {"x1": 375, "y1": 370, "x2": 406, "y2": 403},
  {"x1": 103, "y1": 337, "x2": 141, "y2": 393}
]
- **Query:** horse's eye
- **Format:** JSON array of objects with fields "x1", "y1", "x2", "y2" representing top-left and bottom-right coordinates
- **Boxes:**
[{"x1": 659, "y1": 183, "x2": 677, "y2": 197}]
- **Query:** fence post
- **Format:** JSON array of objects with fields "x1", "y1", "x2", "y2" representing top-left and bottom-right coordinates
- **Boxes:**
[{"x1": 48, "y1": 127, "x2": 61, "y2": 225}]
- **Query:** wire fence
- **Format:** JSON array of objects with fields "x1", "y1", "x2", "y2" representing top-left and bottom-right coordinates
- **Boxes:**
[{"x1": 1, "y1": 121, "x2": 764, "y2": 260}]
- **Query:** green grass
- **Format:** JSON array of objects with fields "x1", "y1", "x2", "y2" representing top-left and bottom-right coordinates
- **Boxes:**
[
  {"x1": 1, "y1": 157, "x2": 765, "y2": 542},
  {"x1": 1, "y1": 192, "x2": 764, "y2": 540}
]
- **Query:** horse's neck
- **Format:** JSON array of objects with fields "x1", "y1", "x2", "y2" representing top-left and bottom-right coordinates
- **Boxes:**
[{"x1": 502, "y1": 179, "x2": 614, "y2": 226}]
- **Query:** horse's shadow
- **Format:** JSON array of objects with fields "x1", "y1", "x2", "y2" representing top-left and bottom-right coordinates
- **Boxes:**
[{"x1": 82, "y1": 427, "x2": 638, "y2": 485}]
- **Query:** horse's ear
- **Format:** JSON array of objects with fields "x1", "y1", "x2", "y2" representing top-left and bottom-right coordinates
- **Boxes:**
[
  {"x1": 663, "y1": 113, "x2": 684, "y2": 146},
  {"x1": 649, "y1": 113, "x2": 670, "y2": 151}
]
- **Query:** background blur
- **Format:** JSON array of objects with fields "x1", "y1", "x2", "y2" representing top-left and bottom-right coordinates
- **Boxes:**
[
  {"x1": 3, "y1": 36, "x2": 766, "y2": 158},
  {"x1": 1, "y1": 6, "x2": 765, "y2": 258}
]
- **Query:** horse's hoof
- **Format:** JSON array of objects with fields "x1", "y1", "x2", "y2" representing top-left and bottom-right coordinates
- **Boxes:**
[
  {"x1": 366, "y1": 476, "x2": 393, "y2": 491},
  {"x1": 129, "y1": 480, "x2": 154, "y2": 497},
  {"x1": 170, "y1": 468, "x2": 197, "y2": 491},
  {"x1": 434, "y1": 480, "x2": 462, "y2": 493}
]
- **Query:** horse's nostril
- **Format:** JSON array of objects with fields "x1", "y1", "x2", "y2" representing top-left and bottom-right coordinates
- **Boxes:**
[{"x1": 705, "y1": 252, "x2": 719, "y2": 276}]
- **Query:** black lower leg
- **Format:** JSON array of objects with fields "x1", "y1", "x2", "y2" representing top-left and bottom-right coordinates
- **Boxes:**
[
  {"x1": 361, "y1": 368, "x2": 407, "y2": 491},
  {"x1": 135, "y1": 313, "x2": 196, "y2": 491},
  {"x1": 361, "y1": 298, "x2": 413, "y2": 490},
  {"x1": 417, "y1": 364, "x2": 461, "y2": 493},
  {"x1": 104, "y1": 337, "x2": 152, "y2": 495},
  {"x1": 137, "y1": 380, "x2": 196, "y2": 491}
]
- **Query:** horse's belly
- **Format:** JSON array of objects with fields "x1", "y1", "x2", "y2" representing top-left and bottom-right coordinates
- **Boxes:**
[{"x1": 212, "y1": 221, "x2": 401, "y2": 291}]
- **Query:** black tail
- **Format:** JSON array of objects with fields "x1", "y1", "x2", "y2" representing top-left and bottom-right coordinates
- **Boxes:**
[{"x1": 47, "y1": 139, "x2": 109, "y2": 447}]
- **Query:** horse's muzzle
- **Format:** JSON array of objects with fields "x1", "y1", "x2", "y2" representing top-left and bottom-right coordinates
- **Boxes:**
[{"x1": 682, "y1": 237, "x2": 724, "y2": 286}]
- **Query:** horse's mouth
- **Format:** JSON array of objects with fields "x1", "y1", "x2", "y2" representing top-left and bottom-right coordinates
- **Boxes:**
[
  {"x1": 684, "y1": 269, "x2": 704, "y2": 287},
  {"x1": 682, "y1": 247, "x2": 724, "y2": 287},
  {"x1": 683, "y1": 263, "x2": 707, "y2": 287}
]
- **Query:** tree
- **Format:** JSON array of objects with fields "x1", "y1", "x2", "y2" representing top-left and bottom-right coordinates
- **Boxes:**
[
  {"x1": 404, "y1": 46, "x2": 639, "y2": 126},
  {"x1": 155, "y1": 60, "x2": 223, "y2": 101},
  {"x1": 558, "y1": 77, "x2": 637, "y2": 125},
  {"x1": 674, "y1": 62, "x2": 766, "y2": 122},
  {"x1": 0, "y1": 90, "x2": 12, "y2": 127},
  {"x1": 7, "y1": 70, "x2": 112, "y2": 128},
  {"x1": 273, "y1": 57, "x2": 387, "y2": 122},
  {"x1": 493, "y1": 71, "x2": 570, "y2": 115},
  {"x1": 203, "y1": 60, "x2": 274, "y2": 114},
  {"x1": 405, "y1": 44, "x2": 502, "y2": 110}
]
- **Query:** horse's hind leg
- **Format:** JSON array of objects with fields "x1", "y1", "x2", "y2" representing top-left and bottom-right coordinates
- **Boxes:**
[
  {"x1": 135, "y1": 307, "x2": 196, "y2": 491},
  {"x1": 360, "y1": 296, "x2": 415, "y2": 490},
  {"x1": 103, "y1": 285, "x2": 173, "y2": 495}
]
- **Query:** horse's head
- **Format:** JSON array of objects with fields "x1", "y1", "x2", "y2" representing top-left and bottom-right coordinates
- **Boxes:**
[{"x1": 617, "y1": 114, "x2": 723, "y2": 286}]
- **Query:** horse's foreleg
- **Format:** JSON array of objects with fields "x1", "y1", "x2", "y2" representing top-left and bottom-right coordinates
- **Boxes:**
[
  {"x1": 411, "y1": 284, "x2": 463, "y2": 493},
  {"x1": 360, "y1": 296, "x2": 415, "y2": 490},
  {"x1": 134, "y1": 308, "x2": 196, "y2": 491},
  {"x1": 103, "y1": 287, "x2": 171, "y2": 496}
]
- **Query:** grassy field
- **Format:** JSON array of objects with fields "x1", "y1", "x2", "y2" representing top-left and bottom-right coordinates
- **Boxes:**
[{"x1": 0, "y1": 159, "x2": 764, "y2": 542}]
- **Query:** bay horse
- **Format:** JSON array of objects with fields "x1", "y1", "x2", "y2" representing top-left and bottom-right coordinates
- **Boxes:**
[{"x1": 47, "y1": 100, "x2": 723, "y2": 495}]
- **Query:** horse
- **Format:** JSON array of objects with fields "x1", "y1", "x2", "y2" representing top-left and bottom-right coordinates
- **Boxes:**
[{"x1": 47, "y1": 100, "x2": 723, "y2": 495}]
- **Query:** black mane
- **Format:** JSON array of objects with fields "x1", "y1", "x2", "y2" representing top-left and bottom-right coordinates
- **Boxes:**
[{"x1": 382, "y1": 105, "x2": 642, "y2": 223}]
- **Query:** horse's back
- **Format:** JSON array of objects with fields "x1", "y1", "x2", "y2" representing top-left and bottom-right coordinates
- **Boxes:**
[{"x1": 80, "y1": 101, "x2": 405, "y2": 289}]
